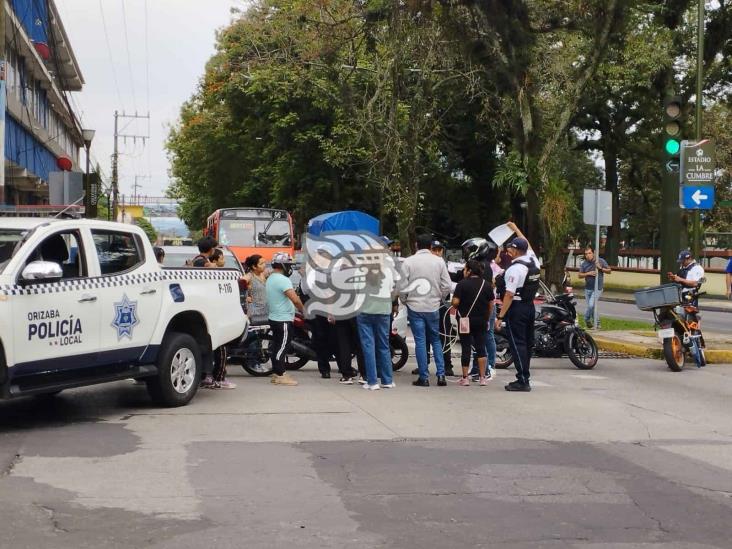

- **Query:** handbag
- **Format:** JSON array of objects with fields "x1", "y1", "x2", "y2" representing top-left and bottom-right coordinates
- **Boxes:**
[{"x1": 459, "y1": 279, "x2": 485, "y2": 334}]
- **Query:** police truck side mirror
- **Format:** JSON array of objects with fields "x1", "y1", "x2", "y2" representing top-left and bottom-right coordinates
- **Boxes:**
[{"x1": 20, "y1": 261, "x2": 63, "y2": 283}]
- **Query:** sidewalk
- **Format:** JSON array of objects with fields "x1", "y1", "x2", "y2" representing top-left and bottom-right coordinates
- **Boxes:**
[
  {"x1": 575, "y1": 289, "x2": 732, "y2": 313},
  {"x1": 592, "y1": 329, "x2": 732, "y2": 364}
]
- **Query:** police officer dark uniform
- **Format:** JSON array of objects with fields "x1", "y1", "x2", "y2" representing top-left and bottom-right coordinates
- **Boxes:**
[{"x1": 494, "y1": 237, "x2": 541, "y2": 392}]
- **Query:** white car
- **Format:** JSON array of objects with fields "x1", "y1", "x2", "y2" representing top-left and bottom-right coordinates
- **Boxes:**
[{"x1": 0, "y1": 218, "x2": 248, "y2": 406}]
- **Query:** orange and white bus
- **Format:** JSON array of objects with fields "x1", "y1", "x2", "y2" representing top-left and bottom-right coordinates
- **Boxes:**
[{"x1": 205, "y1": 208, "x2": 295, "y2": 263}]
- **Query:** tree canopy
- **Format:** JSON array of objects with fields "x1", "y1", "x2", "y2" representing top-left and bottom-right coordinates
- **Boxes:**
[{"x1": 166, "y1": 0, "x2": 731, "y2": 274}]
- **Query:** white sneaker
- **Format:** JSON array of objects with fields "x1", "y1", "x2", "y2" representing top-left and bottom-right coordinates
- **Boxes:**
[
  {"x1": 363, "y1": 383, "x2": 381, "y2": 391},
  {"x1": 357, "y1": 377, "x2": 367, "y2": 385},
  {"x1": 380, "y1": 382, "x2": 396, "y2": 389}
]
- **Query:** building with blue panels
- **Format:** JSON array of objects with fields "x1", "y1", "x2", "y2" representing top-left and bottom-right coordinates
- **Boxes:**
[{"x1": 3, "y1": 0, "x2": 84, "y2": 205}]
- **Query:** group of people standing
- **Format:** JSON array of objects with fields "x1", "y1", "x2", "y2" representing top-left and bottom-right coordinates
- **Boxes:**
[{"x1": 402, "y1": 223, "x2": 540, "y2": 393}]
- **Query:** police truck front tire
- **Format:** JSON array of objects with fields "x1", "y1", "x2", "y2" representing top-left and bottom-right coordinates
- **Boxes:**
[{"x1": 147, "y1": 332, "x2": 202, "y2": 407}]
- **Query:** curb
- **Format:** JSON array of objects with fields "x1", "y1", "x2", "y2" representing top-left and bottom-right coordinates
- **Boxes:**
[
  {"x1": 595, "y1": 296, "x2": 732, "y2": 314},
  {"x1": 593, "y1": 336, "x2": 732, "y2": 364}
]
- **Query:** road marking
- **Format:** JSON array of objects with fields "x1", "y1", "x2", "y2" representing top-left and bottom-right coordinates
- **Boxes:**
[{"x1": 571, "y1": 374, "x2": 608, "y2": 380}]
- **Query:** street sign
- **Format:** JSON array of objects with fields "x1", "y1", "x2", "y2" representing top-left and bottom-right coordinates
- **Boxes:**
[
  {"x1": 680, "y1": 139, "x2": 715, "y2": 184},
  {"x1": 680, "y1": 185, "x2": 715, "y2": 210},
  {"x1": 583, "y1": 189, "x2": 612, "y2": 226},
  {"x1": 665, "y1": 160, "x2": 679, "y2": 173}
]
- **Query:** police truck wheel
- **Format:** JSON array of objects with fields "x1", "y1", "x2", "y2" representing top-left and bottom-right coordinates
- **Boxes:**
[
  {"x1": 662, "y1": 336, "x2": 685, "y2": 372},
  {"x1": 147, "y1": 332, "x2": 201, "y2": 407}
]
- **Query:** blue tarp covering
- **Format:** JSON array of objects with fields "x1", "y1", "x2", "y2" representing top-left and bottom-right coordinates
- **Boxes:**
[
  {"x1": 5, "y1": 114, "x2": 57, "y2": 182},
  {"x1": 11, "y1": 0, "x2": 49, "y2": 47},
  {"x1": 307, "y1": 210, "x2": 379, "y2": 236}
]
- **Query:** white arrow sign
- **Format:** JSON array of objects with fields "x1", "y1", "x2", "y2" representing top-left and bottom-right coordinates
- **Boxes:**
[{"x1": 692, "y1": 189, "x2": 708, "y2": 205}]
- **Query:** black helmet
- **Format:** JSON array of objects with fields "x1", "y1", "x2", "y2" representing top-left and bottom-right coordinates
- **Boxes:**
[{"x1": 461, "y1": 237, "x2": 497, "y2": 262}]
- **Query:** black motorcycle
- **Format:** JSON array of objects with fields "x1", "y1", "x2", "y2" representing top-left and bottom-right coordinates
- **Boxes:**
[
  {"x1": 494, "y1": 290, "x2": 599, "y2": 370},
  {"x1": 229, "y1": 323, "x2": 276, "y2": 377}
]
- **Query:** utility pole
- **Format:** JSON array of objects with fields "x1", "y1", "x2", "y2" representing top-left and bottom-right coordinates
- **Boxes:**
[
  {"x1": 691, "y1": 0, "x2": 705, "y2": 259},
  {"x1": 0, "y1": 0, "x2": 6, "y2": 205},
  {"x1": 111, "y1": 111, "x2": 149, "y2": 220},
  {"x1": 111, "y1": 111, "x2": 119, "y2": 218},
  {"x1": 132, "y1": 175, "x2": 149, "y2": 203}
]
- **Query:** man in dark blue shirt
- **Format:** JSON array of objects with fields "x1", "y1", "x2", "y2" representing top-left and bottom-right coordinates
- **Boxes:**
[{"x1": 578, "y1": 246, "x2": 611, "y2": 329}]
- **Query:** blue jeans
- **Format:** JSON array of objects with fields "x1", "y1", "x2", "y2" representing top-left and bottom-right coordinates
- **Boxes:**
[
  {"x1": 472, "y1": 307, "x2": 496, "y2": 373},
  {"x1": 356, "y1": 313, "x2": 393, "y2": 386},
  {"x1": 408, "y1": 308, "x2": 445, "y2": 379},
  {"x1": 585, "y1": 288, "x2": 602, "y2": 326}
]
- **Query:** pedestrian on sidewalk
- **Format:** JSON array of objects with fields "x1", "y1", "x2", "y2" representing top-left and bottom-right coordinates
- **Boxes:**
[
  {"x1": 452, "y1": 260, "x2": 494, "y2": 386},
  {"x1": 578, "y1": 246, "x2": 611, "y2": 329},
  {"x1": 726, "y1": 256, "x2": 732, "y2": 300},
  {"x1": 266, "y1": 253, "x2": 305, "y2": 386},
  {"x1": 400, "y1": 233, "x2": 452, "y2": 387}
]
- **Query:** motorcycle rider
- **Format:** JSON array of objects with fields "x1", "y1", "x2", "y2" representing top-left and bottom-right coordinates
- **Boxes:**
[
  {"x1": 668, "y1": 250, "x2": 705, "y2": 308},
  {"x1": 495, "y1": 237, "x2": 541, "y2": 392}
]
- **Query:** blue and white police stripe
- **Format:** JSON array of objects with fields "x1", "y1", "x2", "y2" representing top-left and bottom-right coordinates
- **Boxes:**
[{"x1": 1, "y1": 269, "x2": 241, "y2": 296}]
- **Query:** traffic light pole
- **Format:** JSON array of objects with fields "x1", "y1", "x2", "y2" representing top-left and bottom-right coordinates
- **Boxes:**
[
  {"x1": 691, "y1": 0, "x2": 705, "y2": 259},
  {"x1": 660, "y1": 161, "x2": 681, "y2": 285}
]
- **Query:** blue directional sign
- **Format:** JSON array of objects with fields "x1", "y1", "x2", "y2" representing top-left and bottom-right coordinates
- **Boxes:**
[{"x1": 680, "y1": 185, "x2": 715, "y2": 210}]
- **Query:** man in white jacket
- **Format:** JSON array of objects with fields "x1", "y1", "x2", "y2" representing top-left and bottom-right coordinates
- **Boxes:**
[{"x1": 401, "y1": 234, "x2": 452, "y2": 387}]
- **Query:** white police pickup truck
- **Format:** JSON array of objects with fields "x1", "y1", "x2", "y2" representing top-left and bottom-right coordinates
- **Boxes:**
[{"x1": 0, "y1": 218, "x2": 248, "y2": 406}]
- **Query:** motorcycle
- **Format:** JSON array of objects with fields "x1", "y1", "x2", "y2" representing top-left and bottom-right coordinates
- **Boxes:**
[
  {"x1": 494, "y1": 283, "x2": 599, "y2": 370},
  {"x1": 229, "y1": 322, "x2": 276, "y2": 377},
  {"x1": 634, "y1": 284, "x2": 706, "y2": 371}
]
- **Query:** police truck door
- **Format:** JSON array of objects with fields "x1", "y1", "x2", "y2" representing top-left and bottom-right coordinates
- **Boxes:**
[
  {"x1": 11, "y1": 229, "x2": 101, "y2": 375},
  {"x1": 90, "y1": 229, "x2": 163, "y2": 364}
]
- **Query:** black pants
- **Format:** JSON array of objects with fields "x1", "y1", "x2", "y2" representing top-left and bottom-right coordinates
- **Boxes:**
[
  {"x1": 335, "y1": 319, "x2": 364, "y2": 378},
  {"x1": 459, "y1": 317, "x2": 487, "y2": 367},
  {"x1": 312, "y1": 316, "x2": 335, "y2": 375},
  {"x1": 505, "y1": 301, "x2": 535, "y2": 385},
  {"x1": 270, "y1": 320, "x2": 293, "y2": 376},
  {"x1": 212, "y1": 346, "x2": 228, "y2": 381}
]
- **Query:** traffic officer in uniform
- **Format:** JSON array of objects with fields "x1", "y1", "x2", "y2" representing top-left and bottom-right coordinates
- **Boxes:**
[{"x1": 494, "y1": 237, "x2": 541, "y2": 392}]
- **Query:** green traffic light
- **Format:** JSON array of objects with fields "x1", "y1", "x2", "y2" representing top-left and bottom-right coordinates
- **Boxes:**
[{"x1": 665, "y1": 138, "x2": 680, "y2": 155}]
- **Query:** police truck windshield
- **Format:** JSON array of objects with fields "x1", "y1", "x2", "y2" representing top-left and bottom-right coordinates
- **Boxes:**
[{"x1": 0, "y1": 229, "x2": 28, "y2": 271}]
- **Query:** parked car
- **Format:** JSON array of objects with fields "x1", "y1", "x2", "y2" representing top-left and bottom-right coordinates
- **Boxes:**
[{"x1": 161, "y1": 245, "x2": 247, "y2": 307}]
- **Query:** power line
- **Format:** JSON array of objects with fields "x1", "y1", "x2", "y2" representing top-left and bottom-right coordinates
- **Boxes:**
[
  {"x1": 120, "y1": 0, "x2": 138, "y2": 112},
  {"x1": 98, "y1": 0, "x2": 124, "y2": 110}
]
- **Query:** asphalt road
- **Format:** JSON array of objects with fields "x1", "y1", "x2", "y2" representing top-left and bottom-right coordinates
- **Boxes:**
[
  {"x1": 2, "y1": 356, "x2": 732, "y2": 548},
  {"x1": 577, "y1": 297, "x2": 730, "y2": 333}
]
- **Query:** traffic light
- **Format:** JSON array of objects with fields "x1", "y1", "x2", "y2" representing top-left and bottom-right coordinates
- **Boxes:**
[{"x1": 663, "y1": 96, "x2": 683, "y2": 157}]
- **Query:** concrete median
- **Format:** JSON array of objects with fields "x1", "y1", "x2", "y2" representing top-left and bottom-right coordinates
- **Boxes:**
[{"x1": 592, "y1": 330, "x2": 732, "y2": 364}]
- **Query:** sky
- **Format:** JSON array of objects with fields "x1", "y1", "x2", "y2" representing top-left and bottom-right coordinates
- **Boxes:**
[{"x1": 55, "y1": 0, "x2": 240, "y2": 199}]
